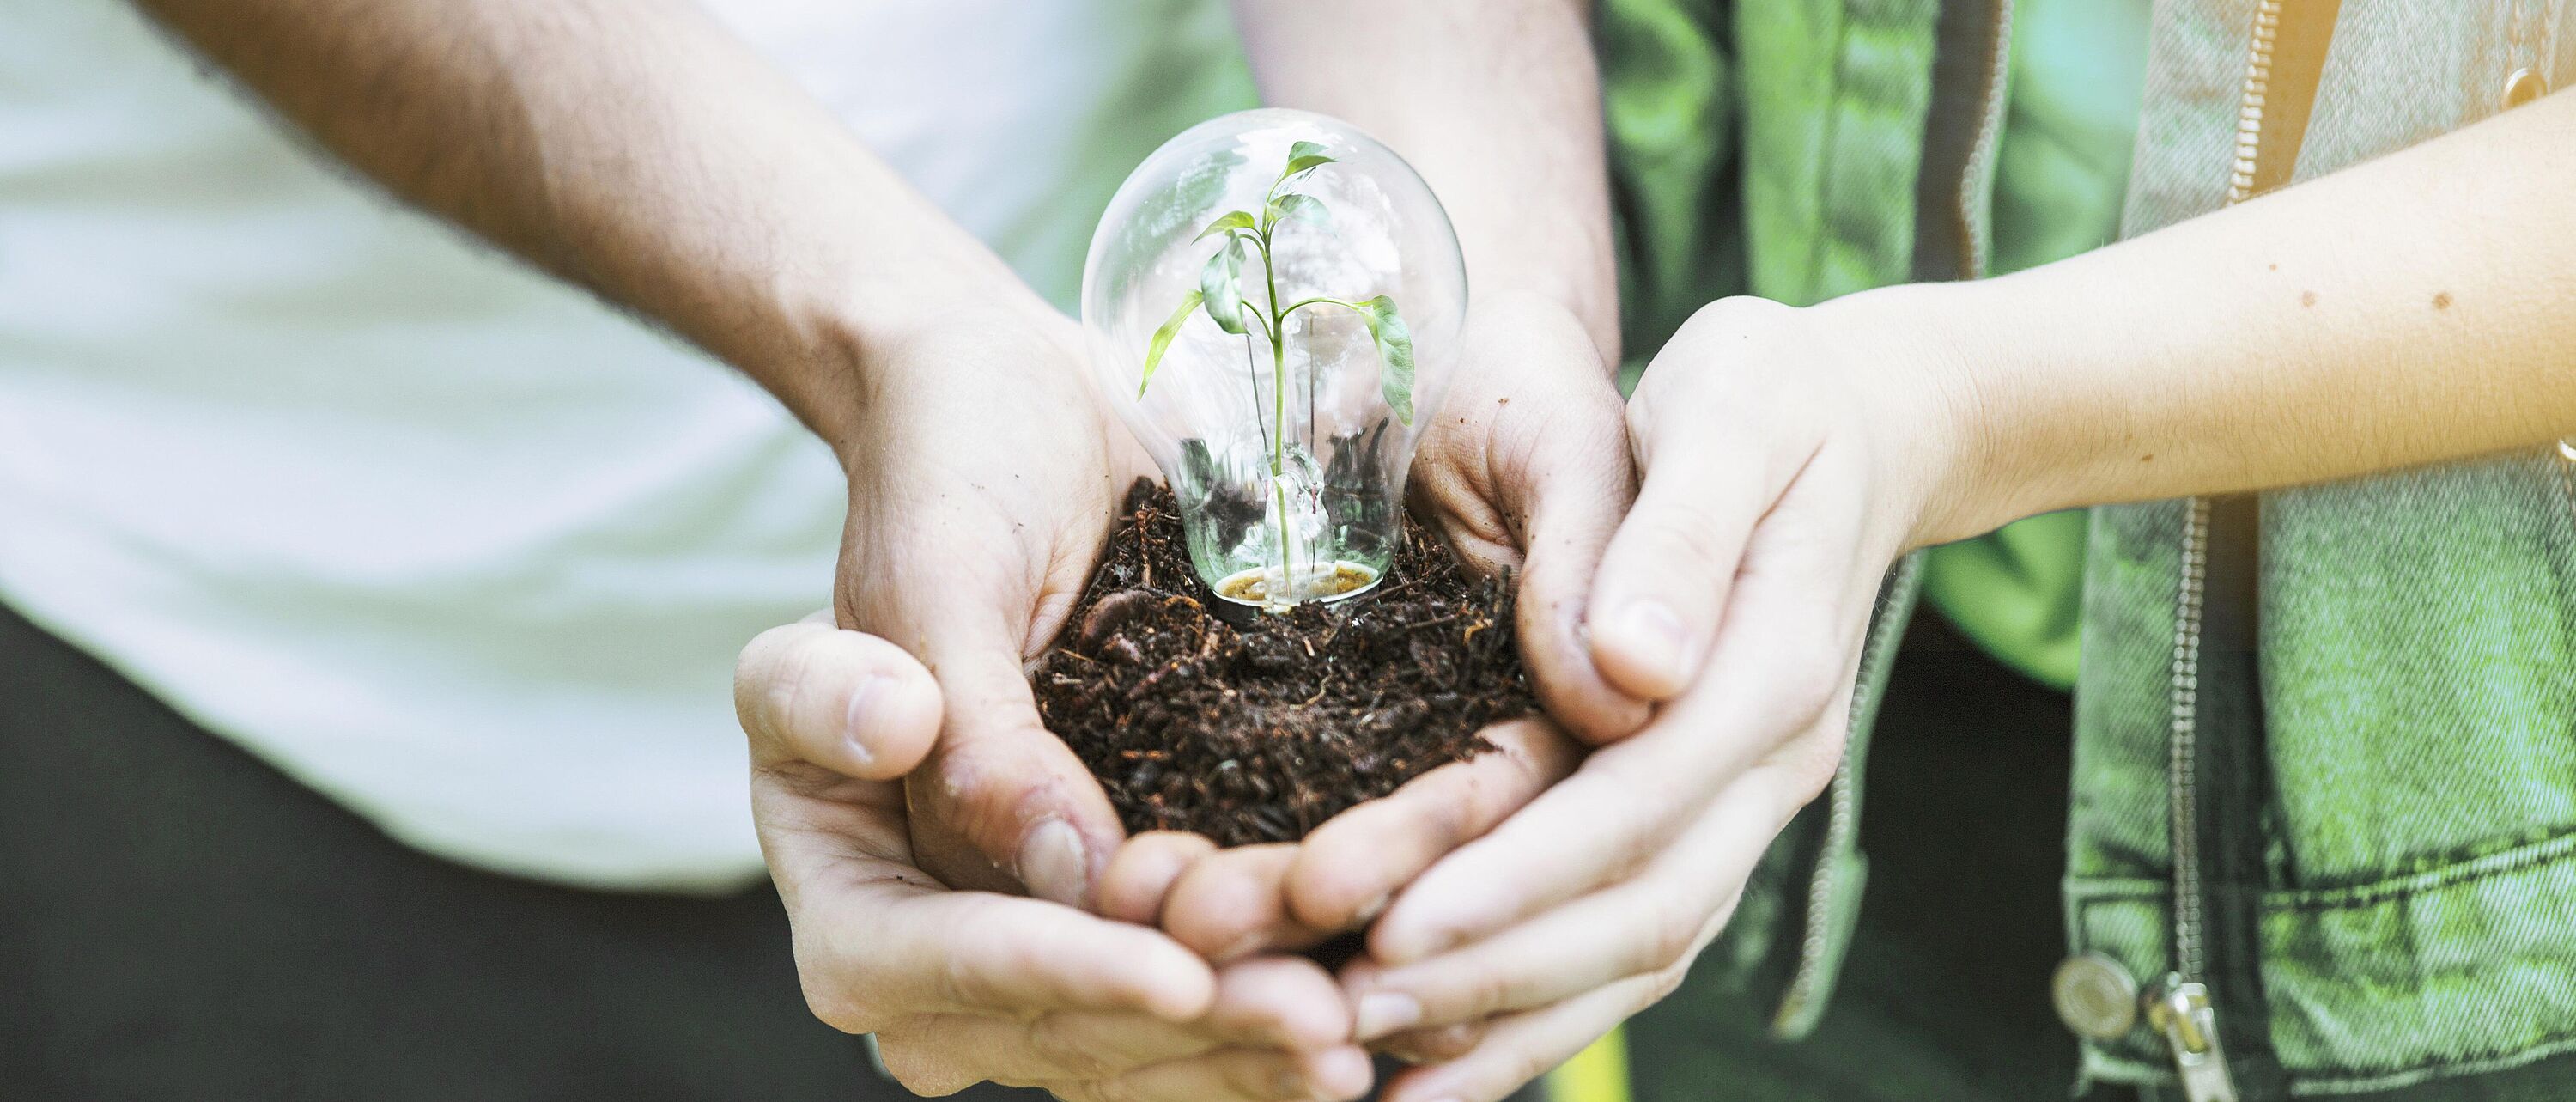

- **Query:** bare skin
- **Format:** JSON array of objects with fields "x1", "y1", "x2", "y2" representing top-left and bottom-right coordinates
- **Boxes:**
[
  {"x1": 1340, "y1": 88, "x2": 2576, "y2": 1102},
  {"x1": 134, "y1": 0, "x2": 1631, "y2": 1097}
]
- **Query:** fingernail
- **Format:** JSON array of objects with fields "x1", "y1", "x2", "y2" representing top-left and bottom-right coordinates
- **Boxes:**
[
  {"x1": 1353, "y1": 991, "x2": 1422, "y2": 1042},
  {"x1": 1018, "y1": 819, "x2": 1091, "y2": 908},
  {"x1": 1618, "y1": 600, "x2": 1690, "y2": 679},
  {"x1": 1354, "y1": 892, "x2": 1392, "y2": 924},
  {"x1": 1214, "y1": 929, "x2": 1268, "y2": 963},
  {"x1": 1269, "y1": 1068, "x2": 1309, "y2": 1099},
  {"x1": 839, "y1": 676, "x2": 882, "y2": 769}
]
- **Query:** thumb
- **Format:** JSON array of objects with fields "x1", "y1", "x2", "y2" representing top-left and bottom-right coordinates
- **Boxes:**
[
  {"x1": 902, "y1": 609, "x2": 1127, "y2": 910},
  {"x1": 1587, "y1": 408, "x2": 1780, "y2": 702},
  {"x1": 736, "y1": 618, "x2": 944, "y2": 780},
  {"x1": 1504, "y1": 394, "x2": 1652, "y2": 743}
]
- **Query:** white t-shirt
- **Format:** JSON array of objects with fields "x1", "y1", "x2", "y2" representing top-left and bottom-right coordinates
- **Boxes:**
[{"x1": 0, "y1": 1, "x2": 1252, "y2": 892}]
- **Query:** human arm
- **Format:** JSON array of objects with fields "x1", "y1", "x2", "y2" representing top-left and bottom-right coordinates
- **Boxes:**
[
  {"x1": 1339, "y1": 88, "x2": 2576, "y2": 1102},
  {"x1": 133, "y1": 0, "x2": 1353, "y2": 1093},
  {"x1": 1907, "y1": 88, "x2": 2576, "y2": 543}
]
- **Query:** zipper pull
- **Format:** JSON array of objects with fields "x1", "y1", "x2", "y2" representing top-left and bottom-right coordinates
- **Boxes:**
[{"x1": 2146, "y1": 976, "x2": 2239, "y2": 1102}]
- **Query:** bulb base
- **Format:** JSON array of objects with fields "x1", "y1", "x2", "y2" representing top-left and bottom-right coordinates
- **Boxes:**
[{"x1": 1209, "y1": 561, "x2": 1383, "y2": 621}]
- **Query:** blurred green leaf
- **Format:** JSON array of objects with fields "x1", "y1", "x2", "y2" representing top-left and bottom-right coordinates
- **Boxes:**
[
  {"x1": 1281, "y1": 140, "x2": 1336, "y2": 181},
  {"x1": 1194, "y1": 210, "x2": 1258, "y2": 242},
  {"x1": 1358, "y1": 295, "x2": 1415, "y2": 424},
  {"x1": 1200, "y1": 242, "x2": 1247, "y2": 335},
  {"x1": 1139, "y1": 289, "x2": 1203, "y2": 396},
  {"x1": 1267, "y1": 192, "x2": 1330, "y2": 231}
]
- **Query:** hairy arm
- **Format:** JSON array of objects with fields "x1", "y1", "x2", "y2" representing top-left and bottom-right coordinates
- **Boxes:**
[
  {"x1": 1231, "y1": 0, "x2": 1619, "y2": 356},
  {"x1": 133, "y1": 0, "x2": 1027, "y2": 453},
  {"x1": 1907, "y1": 89, "x2": 2576, "y2": 542}
]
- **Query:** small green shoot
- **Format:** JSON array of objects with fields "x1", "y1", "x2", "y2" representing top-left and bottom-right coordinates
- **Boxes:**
[{"x1": 1134, "y1": 141, "x2": 1418, "y2": 607}]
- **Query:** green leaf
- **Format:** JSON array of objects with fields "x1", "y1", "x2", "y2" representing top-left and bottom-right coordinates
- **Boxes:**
[
  {"x1": 1194, "y1": 210, "x2": 1257, "y2": 242},
  {"x1": 1358, "y1": 295, "x2": 1416, "y2": 425},
  {"x1": 1200, "y1": 241, "x2": 1246, "y2": 336},
  {"x1": 1280, "y1": 140, "x2": 1336, "y2": 181},
  {"x1": 1267, "y1": 192, "x2": 1329, "y2": 230},
  {"x1": 1139, "y1": 289, "x2": 1202, "y2": 397}
]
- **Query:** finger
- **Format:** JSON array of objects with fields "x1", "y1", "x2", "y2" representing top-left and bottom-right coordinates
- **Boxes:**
[
  {"x1": 1374, "y1": 1020, "x2": 1486, "y2": 1065},
  {"x1": 1584, "y1": 405, "x2": 1783, "y2": 700},
  {"x1": 1284, "y1": 717, "x2": 1580, "y2": 932},
  {"x1": 902, "y1": 618, "x2": 1127, "y2": 909},
  {"x1": 1373, "y1": 483, "x2": 1865, "y2": 965},
  {"x1": 874, "y1": 1010, "x2": 1224, "y2": 1095},
  {"x1": 797, "y1": 882, "x2": 1214, "y2": 1034},
  {"x1": 1346, "y1": 766, "x2": 1786, "y2": 1038},
  {"x1": 1163, "y1": 843, "x2": 1332, "y2": 961},
  {"x1": 1099, "y1": 831, "x2": 1219, "y2": 926},
  {"x1": 1062, "y1": 1045, "x2": 1376, "y2": 1102},
  {"x1": 883, "y1": 949, "x2": 1358, "y2": 1095},
  {"x1": 736, "y1": 621, "x2": 942, "y2": 779},
  {"x1": 1379, "y1": 973, "x2": 1668, "y2": 1102},
  {"x1": 1201, "y1": 955, "x2": 1358, "y2": 1052},
  {"x1": 1504, "y1": 386, "x2": 1652, "y2": 743}
]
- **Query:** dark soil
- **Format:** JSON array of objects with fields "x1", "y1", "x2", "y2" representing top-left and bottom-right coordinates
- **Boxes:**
[{"x1": 1031, "y1": 481, "x2": 1539, "y2": 848}]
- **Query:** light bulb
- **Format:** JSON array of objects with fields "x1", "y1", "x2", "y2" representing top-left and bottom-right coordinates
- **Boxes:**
[{"x1": 1082, "y1": 108, "x2": 1467, "y2": 612}]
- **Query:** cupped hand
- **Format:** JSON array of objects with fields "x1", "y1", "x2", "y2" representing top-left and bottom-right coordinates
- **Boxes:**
[
  {"x1": 831, "y1": 298, "x2": 1151, "y2": 905},
  {"x1": 1092, "y1": 290, "x2": 1644, "y2": 1075},
  {"x1": 739, "y1": 620, "x2": 1375, "y2": 1102},
  {"x1": 1403, "y1": 289, "x2": 1649, "y2": 745},
  {"x1": 1320, "y1": 295, "x2": 1967, "y2": 1102}
]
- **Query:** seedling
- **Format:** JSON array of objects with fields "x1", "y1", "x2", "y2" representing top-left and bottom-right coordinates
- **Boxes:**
[{"x1": 1135, "y1": 142, "x2": 1415, "y2": 609}]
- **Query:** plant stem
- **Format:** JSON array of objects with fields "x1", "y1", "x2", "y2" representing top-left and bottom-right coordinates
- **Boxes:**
[{"x1": 1259, "y1": 225, "x2": 1292, "y2": 604}]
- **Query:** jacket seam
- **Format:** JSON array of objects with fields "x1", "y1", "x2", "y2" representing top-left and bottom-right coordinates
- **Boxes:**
[{"x1": 2069, "y1": 822, "x2": 2576, "y2": 911}]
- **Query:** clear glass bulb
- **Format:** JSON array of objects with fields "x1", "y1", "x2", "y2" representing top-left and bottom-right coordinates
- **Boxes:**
[{"x1": 1082, "y1": 108, "x2": 1467, "y2": 612}]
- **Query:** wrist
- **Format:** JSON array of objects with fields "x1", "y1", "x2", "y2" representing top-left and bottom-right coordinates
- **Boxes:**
[
  {"x1": 769, "y1": 240, "x2": 1061, "y2": 466},
  {"x1": 1815, "y1": 282, "x2": 2040, "y2": 549}
]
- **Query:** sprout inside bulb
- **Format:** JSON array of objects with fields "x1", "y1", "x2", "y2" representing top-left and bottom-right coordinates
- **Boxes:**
[{"x1": 1082, "y1": 109, "x2": 1467, "y2": 610}]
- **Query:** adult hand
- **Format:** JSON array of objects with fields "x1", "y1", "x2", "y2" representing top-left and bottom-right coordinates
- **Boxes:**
[
  {"x1": 1403, "y1": 289, "x2": 1648, "y2": 745},
  {"x1": 1329, "y1": 295, "x2": 1967, "y2": 1102},
  {"x1": 738, "y1": 619, "x2": 1375, "y2": 1102},
  {"x1": 1092, "y1": 291, "x2": 1634, "y2": 1069},
  {"x1": 1096, "y1": 290, "x2": 1636, "y2": 956},
  {"x1": 829, "y1": 296, "x2": 1151, "y2": 906}
]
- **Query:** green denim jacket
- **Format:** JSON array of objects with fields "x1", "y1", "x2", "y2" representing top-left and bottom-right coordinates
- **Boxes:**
[{"x1": 1605, "y1": 1, "x2": 2576, "y2": 1098}]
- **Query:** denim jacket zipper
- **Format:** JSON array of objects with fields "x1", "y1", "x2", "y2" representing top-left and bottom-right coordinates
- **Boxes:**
[{"x1": 2154, "y1": 0, "x2": 2318, "y2": 1092}]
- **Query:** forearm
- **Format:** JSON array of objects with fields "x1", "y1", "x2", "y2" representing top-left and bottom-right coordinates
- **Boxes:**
[
  {"x1": 1231, "y1": 0, "x2": 1619, "y2": 359},
  {"x1": 136, "y1": 0, "x2": 1030, "y2": 451},
  {"x1": 1905, "y1": 90, "x2": 2576, "y2": 539}
]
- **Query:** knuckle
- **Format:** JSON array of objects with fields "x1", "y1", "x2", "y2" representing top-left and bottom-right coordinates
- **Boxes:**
[
  {"x1": 1024, "y1": 1015, "x2": 1113, "y2": 1080},
  {"x1": 1065, "y1": 1075, "x2": 1138, "y2": 1102},
  {"x1": 790, "y1": 934, "x2": 884, "y2": 1034},
  {"x1": 875, "y1": 1034, "x2": 969, "y2": 1097},
  {"x1": 1460, "y1": 964, "x2": 1521, "y2": 1020},
  {"x1": 1589, "y1": 758, "x2": 1693, "y2": 838},
  {"x1": 1778, "y1": 732, "x2": 1846, "y2": 807},
  {"x1": 1772, "y1": 622, "x2": 1850, "y2": 715},
  {"x1": 798, "y1": 977, "x2": 874, "y2": 1035},
  {"x1": 938, "y1": 947, "x2": 1002, "y2": 1011},
  {"x1": 1632, "y1": 511, "x2": 1733, "y2": 585},
  {"x1": 1625, "y1": 892, "x2": 1700, "y2": 976},
  {"x1": 1495, "y1": 1040, "x2": 1559, "y2": 1096}
]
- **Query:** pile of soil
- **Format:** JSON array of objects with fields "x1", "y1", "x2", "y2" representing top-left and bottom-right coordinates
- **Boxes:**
[{"x1": 1031, "y1": 481, "x2": 1538, "y2": 847}]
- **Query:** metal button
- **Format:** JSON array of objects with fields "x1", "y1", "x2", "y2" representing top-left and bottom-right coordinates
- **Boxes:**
[
  {"x1": 2053, "y1": 953, "x2": 2143, "y2": 1040},
  {"x1": 2505, "y1": 67, "x2": 2549, "y2": 110},
  {"x1": 2558, "y1": 437, "x2": 2576, "y2": 463}
]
